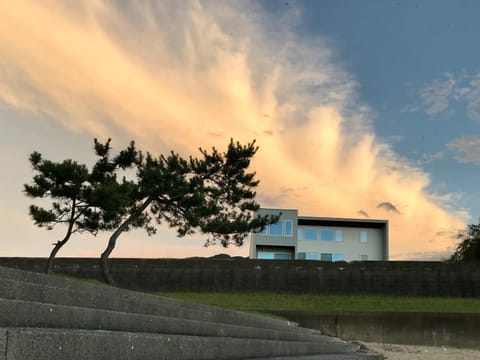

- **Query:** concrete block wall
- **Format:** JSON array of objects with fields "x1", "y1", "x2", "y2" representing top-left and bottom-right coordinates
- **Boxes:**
[{"x1": 0, "y1": 257, "x2": 479, "y2": 297}]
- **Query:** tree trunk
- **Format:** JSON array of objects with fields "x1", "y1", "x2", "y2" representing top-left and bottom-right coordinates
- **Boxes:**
[
  {"x1": 100, "y1": 197, "x2": 153, "y2": 284},
  {"x1": 46, "y1": 199, "x2": 76, "y2": 274},
  {"x1": 46, "y1": 235, "x2": 72, "y2": 274}
]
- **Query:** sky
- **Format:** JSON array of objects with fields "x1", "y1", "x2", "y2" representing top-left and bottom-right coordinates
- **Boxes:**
[{"x1": 1, "y1": 0, "x2": 480, "y2": 261}]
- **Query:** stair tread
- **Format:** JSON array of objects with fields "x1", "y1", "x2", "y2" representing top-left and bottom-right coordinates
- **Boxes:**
[
  {"x1": 1, "y1": 327, "x2": 361, "y2": 360},
  {"x1": 0, "y1": 297, "x2": 324, "y2": 342}
]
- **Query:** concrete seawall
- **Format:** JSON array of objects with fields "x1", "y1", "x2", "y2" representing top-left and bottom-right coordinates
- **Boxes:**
[
  {"x1": 0, "y1": 257, "x2": 479, "y2": 297},
  {"x1": 265, "y1": 310, "x2": 480, "y2": 350},
  {"x1": 1, "y1": 266, "x2": 379, "y2": 359}
]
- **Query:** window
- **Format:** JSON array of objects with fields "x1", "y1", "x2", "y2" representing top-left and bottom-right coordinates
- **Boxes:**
[
  {"x1": 304, "y1": 229, "x2": 318, "y2": 240},
  {"x1": 258, "y1": 252, "x2": 275, "y2": 259},
  {"x1": 269, "y1": 221, "x2": 283, "y2": 236},
  {"x1": 297, "y1": 228, "x2": 302, "y2": 240},
  {"x1": 258, "y1": 220, "x2": 294, "y2": 237},
  {"x1": 259, "y1": 251, "x2": 291, "y2": 260},
  {"x1": 335, "y1": 230, "x2": 343, "y2": 241},
  {"x1": 333, "y1": 253, "x2": 344, "y2": 262},
  {"x1": 306, "y1": 252, "x2": 317, "y2": 260},
  {"x1": 284, "y1": 220, "x2": 293, "y2": 237},
  {"x1": 320, "y1": 253, "x2": 333, "y2": 262},
  {"x1": 360, "y1": 254, "x2": 368, "y2": 261},
  {"x1": 320, "y1": 229, "x2": 334, "y2": 241},
  {"x1": 297, "y1": 252, "x2": 306, "y2": 260},
  {"x1": 360, "y1": 231, "x2": 368, "y2": 243}
]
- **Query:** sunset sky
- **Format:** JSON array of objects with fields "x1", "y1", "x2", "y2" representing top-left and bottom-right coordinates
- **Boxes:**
[{"x1": 1, "y1": 0, "x2": 480, "y2": 260}]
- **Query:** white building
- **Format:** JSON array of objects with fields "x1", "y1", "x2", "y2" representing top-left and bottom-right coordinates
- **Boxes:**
[{"x1": 249, "y1": 208, "x2": 388, "y2": 261}]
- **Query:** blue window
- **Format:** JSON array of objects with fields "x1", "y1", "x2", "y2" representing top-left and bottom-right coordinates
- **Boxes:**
[
  {"x1": 333, "y1": 253, "x2": 344, "y2": 262},
  {"x1": 297, "y1": 252, "x2": 306, "y2": 260},
  {"x1": 258, "y1": 252, "x2": 275, "y2": 259},
  {"x1": 274, "y1": 253, "x2": 291, "y2": 260},
  {"x1": 284, "y1": 220, "x2": 293, "y2": 236},
  {"x1": 304, "y1": 229, "x2": 318, "y2": 240},
  {"x1": 259, "y1": 227, "x2": 267, "y2": 235},
  {"x1": 320, "y1": 229, "x2": 334, "y2": 241},
  {"x1": 306, "y1": 252, "x2": 317, "y2": 260},
  {"x1": 335, "y1": 230, "x2": 343, "y2": 241},
  {"x1": 320, "y1": 253, "x2": 333, "y2": 262},
  {"x1": 269, "y1": 221, "x2": 283, "y2": 236},
  {"x1": 360, "y1": 254, "x2": 368, "y2": 261},
  {"x1": 360, "y1": 231, "x2": 368, "y2": 243}
]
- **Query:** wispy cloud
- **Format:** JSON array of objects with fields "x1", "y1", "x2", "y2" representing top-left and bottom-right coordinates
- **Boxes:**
[
  {"x1": 376, "y1": 202, "x2": 400, "y2": 214},
  {"x1": 464, "y1": 74, "x2": 480, "y2": 120},
  {"x1": 416, "y1": 151, "x2": 444, "y2": 166},
  {"x1": 357, "y1": 210, "x2": 369, "y2": 218},
  {"x1": 419, "y1": 72, "x2": 456, "y2": 116},
  {"x1": 447, "y1": 137, "x2": 480, "y2": 164},
  {"x1": 0, "y1": 0, "x2": 467, "y2": 259},
  {"x1": 418, "y1": 71, "x2": 480, "y2": 121}
]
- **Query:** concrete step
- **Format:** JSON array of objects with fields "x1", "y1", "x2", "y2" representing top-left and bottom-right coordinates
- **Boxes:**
[
  {"x1": 242, "y1": 355, "x2": 382, "y2": 359},
  {"x1": 0, "y1": 328, "x2": 360, "y2": 360},
  {"x1": 0, "y1": 266, "x2": 299, "y2": 332},
  {"x1": 0, "y1": 298, "x2": 325, "y2": 342},
  {"x1": 0, "y1": 265, "x2": 371, "y2": 359}
]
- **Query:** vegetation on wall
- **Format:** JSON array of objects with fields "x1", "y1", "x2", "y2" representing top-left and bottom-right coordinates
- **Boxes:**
[{"x1": 450, "y1": 221, "x2": 480, "y2": 262}]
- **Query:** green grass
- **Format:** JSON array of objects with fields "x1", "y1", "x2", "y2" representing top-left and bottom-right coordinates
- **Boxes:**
[{"x1": 155, "y1": 292, "x2": 480, "y2": 314}]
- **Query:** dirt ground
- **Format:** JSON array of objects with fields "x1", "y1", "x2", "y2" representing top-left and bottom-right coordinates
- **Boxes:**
[{"x1": 361, "y1": 342, "x2": 480, "y2": 360}]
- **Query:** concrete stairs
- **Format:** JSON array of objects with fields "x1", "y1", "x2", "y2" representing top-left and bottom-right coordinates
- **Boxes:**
[{"x1": 0, "y1": 266, "x2": 382, "y2": 359}]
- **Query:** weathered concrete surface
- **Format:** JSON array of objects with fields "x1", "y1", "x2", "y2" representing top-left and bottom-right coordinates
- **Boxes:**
[
  {"x1": 0, "y1": 265, "x2": 375, "y2": 359},
  {"x1": 246, "y1": 355, "x2": 382, "y2": 360},
  {"x1": 266, "y1": 310, "x2": 480, "y2": 350},
  {"x1": 0, "y1": 267, "x2": 299, "y2": 332},
  {"x1": 0, "y1": 328, "x2": 360, "y2": 360},
  {"x1": 0, "y1": 329, "x2": 6, "y2": 360},
  {"x1": 0, "y1": 298, "x2": 322, "y2": 342},
  {"x1": 1, "y1": 257, "x2": 479, "y2": 297}
]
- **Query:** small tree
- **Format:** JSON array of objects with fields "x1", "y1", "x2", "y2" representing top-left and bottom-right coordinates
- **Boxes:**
[
  {"x1": 100, "y1": 139, "x2": 278, "y2": 283},
  {"x1": 24, "y1": 152, "x2": 92, "y2": 273},
  {"x1": 24, "y1": 139, "x2": 137, "y2": 273},
  {"x1": 450, "y1": 221, "x2": 480, "y2": 262}
]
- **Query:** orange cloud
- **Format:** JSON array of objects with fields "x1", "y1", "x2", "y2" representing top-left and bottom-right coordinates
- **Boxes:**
[{"x1": 0, "y1": 0, "x2": 466, "y2": 259}]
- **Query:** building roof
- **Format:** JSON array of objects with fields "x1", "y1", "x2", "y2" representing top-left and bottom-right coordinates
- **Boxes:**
[{"x1": 298, "y1": 216, "x2": 388, "y2": 229}]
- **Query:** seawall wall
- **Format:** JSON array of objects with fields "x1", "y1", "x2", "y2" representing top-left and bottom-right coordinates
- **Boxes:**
[{"x1": 0, "y1": 257, "x2": 479, "y2": 297}]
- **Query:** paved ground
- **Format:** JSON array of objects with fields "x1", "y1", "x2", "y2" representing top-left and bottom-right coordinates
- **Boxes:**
[{"x1": 361, "y1": 342, "x2": 480, "y2": 360}]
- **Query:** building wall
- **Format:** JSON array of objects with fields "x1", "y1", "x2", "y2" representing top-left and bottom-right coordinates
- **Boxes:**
[
  {"x1": 249, "y1": 208, "x2": 298, "y2": 259},
  {"x1": 297, "y1": 225, "x2": 384, "y2": 261},
  {"x1": 250, "y1": 208, "x2": 388, "y2": 261}
]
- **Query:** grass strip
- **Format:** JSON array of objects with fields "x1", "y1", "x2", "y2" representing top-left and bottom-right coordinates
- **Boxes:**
[{"x1": 155, "y1": 292, "x2": 480, "y2": 313}]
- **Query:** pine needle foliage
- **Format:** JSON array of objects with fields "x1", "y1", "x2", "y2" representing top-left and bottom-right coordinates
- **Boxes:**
[{"x1": 450, "y1": 221, "x2": 480, "y2": 262}]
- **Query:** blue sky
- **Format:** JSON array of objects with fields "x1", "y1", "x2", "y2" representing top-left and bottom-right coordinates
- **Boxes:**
[
  {"x1": 0, "y1": 0, "x2": 479, "y2": 260},
  {"x1": 294, "y1": 0, "x2": 480, "y2": 219}
]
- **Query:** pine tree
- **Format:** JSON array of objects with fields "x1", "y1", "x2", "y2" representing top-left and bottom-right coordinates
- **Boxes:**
[
  {"x1": 450, "y1": 221, "x2": 480, "y2": 262},
  {"x1": 100, "y1": 139, "x2": 278, "y2": 283},
  {"x1": 24, "y1": 139, "x2": 138, "y2": 273}
]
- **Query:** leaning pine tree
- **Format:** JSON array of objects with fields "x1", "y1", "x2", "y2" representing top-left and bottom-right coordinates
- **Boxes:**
[
  {"x1": 100, "y1": 139, "x2": 279, "y2": 284},
  {"x1": 24, "y1": 139, "x2": 138, "y2": 273},
  {"x1": 24, "y1": 152, "x2": 92, "y2": 273}
]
